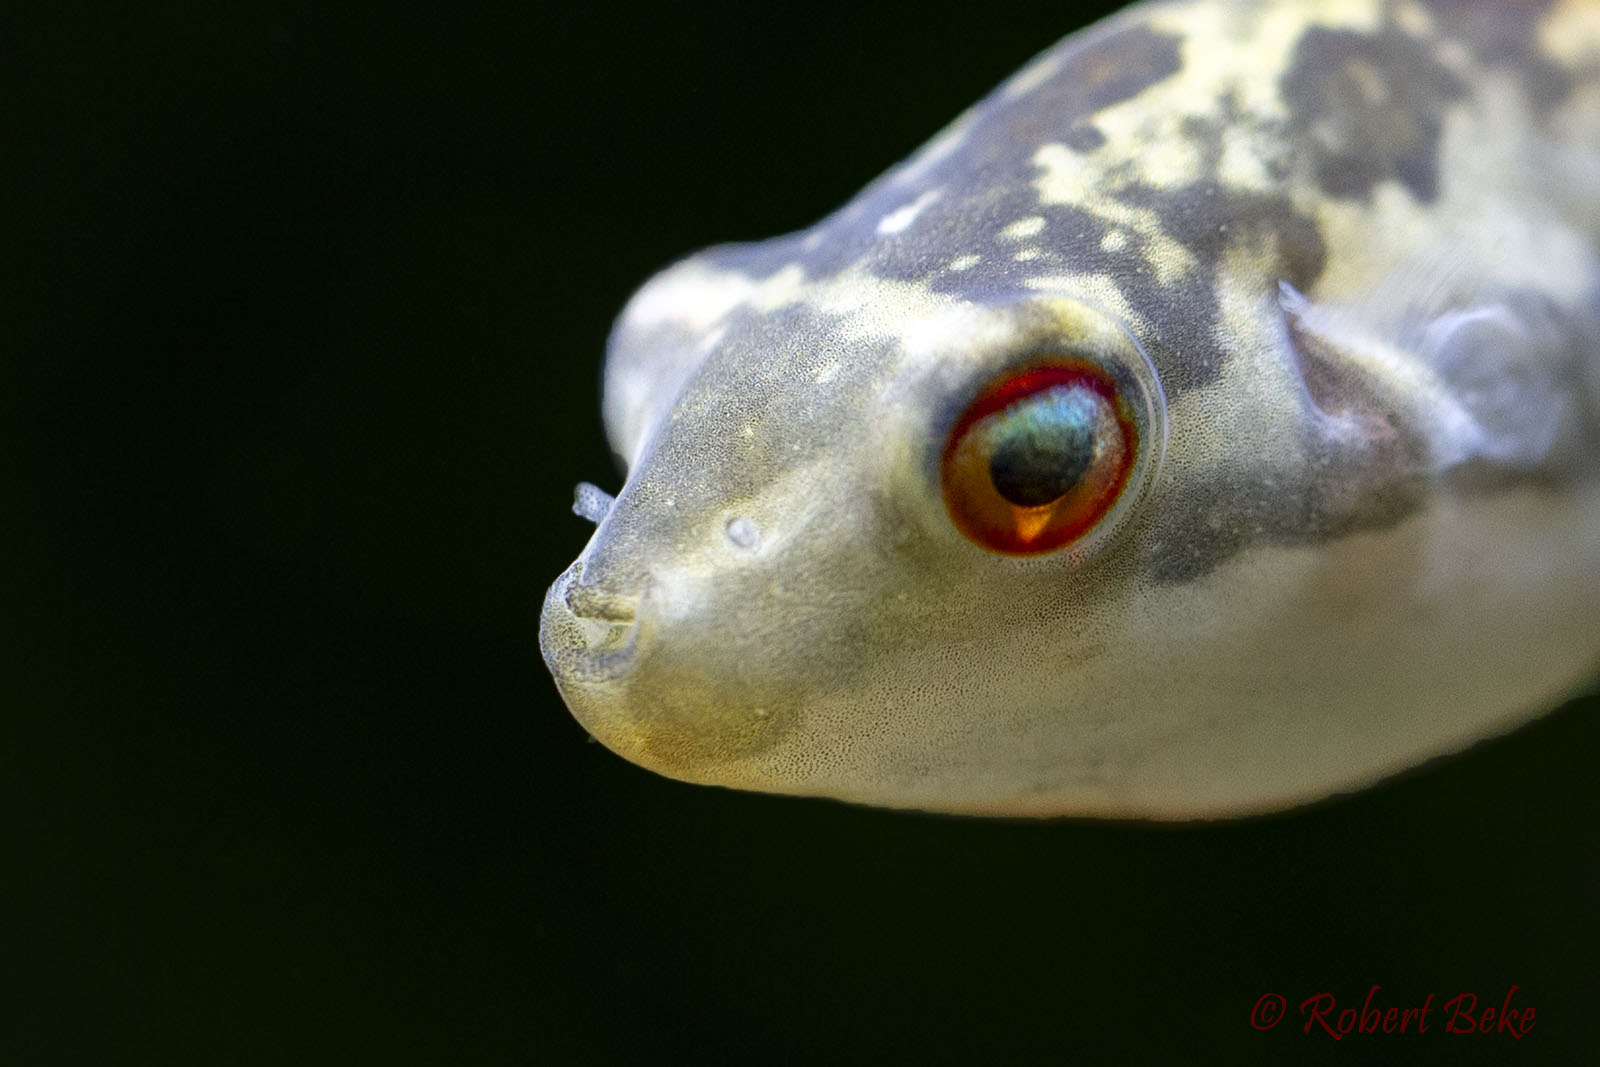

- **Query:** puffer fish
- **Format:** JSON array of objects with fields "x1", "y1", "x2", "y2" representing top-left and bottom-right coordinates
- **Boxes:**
[{"x1": 540, "y1": 0, "x2": 1600, "y2": 817}]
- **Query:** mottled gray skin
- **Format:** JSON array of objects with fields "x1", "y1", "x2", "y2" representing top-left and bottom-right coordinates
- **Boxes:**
[{"x1": 542, "y1": 0, "x2": 1600, "y2": 817}]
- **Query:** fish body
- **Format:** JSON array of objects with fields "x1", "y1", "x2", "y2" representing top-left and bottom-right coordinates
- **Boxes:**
[{"x1": 541, "y1": 0, "x2": 1600, "y2": 817}]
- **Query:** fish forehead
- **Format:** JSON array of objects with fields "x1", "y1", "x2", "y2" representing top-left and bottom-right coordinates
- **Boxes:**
[{"x1": 611, "y1": 0, "x2": 1591, "y2": 429}]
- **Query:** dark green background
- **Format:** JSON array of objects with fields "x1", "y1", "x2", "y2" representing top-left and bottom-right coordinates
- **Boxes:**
[{"x1": 7, "y1": 2, "x2": 1596, "y2": 1062}]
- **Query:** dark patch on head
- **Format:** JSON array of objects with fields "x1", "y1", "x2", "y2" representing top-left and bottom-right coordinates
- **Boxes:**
[
  {"x1": 1415, "y1": 0, "x2": 1573, "y2": 111},
  {"x1": 894, "y1": 21, "x2": 1183, "y2": 186},
  {"x1": 1062, "y1": 122, "x2": 1106, "y2": 152},
  {"x1": 1116, "y1": 180, "x2": 1327, "y2": 394},
  {"x1": 1282, "y1": 25, "x2": 1465, "y2": 202},
  {"x1": 892, "y1": 170, "x2": 1327, "y2": 400},
  {"x1": 1141, "y1": 180, "x2": 1327, "y2": 291},
  {"x1": 1013, "y1": 24, "x2": 1184, "y2": 135},
  {"x1": 1143, "y1": 467, "x2": 1429, "y2": 584}
]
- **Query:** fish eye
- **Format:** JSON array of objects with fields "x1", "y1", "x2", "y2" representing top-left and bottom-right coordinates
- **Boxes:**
[{"x1": 941, "y1": 360, "x2": 1139, "y2": 556}]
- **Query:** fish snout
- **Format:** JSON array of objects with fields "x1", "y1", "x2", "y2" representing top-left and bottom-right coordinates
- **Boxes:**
[
  {"x1": 539, "y1": 556, "x2": 803, "y2": 781},
  {"x1": 540, "y1": 563, "x2": 646, "y2": 683}
]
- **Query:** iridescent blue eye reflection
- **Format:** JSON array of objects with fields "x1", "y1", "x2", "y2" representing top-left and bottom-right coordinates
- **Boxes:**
[{"x1": 986, "y1": 386, "x2": 1100, "y2": 507}]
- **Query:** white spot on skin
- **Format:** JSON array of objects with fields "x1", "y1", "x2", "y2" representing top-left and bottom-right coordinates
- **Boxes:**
[
  {"x1": 1540, "y1": 0, "x2": 1600, "y2": 66},
  {"x1": 1001, "y1": 216, "x2": 1047, "y2": 240},
  {"x1": 621, "y1": 261, "x2": 807, "y2": 333},
  {"x1": 1392, "y1": 0, "x2": 1434, "y2": 38},
  {"x1": 948, "y1": 254, "x2": 981, "y2": 272},
  {"x1": 877, "y1": 190, "x2": 941, "y2": 235},
  {"x1": 724, "y1": 516, "x2": 760, "y2": 551},
  {"x1": 1100, "y1": 230, "x2": 1130, "y2": 254},
  {"x1": 1030, "y1": 143, "x2": 1096, "y2": 203},
  {"x1": 1013, "y1": 248, "x2": 1041, "y2": 262},
  {"x1": 695, "y1": 325, "x2": 727, "y2": 355},
  {"x1": 813, "y1": 360, "x2": 840, "y2": 384},
  {"x1": 1032, "y1": 144, "x2": 1197, "y2": 285},
  {"x1": 1435, "y1": 38, "x2": 1472, "y2": 72},
  {"x1": 1133, "y1": 132, "x2": 1205, "y2": 188},
  {"x1": 1344, "y1": 59, "x2": 1388, "y2": 106},
  {"x1": 1217, "y1": 125, "x2": 1280, "y2": 191},
  {"x1": 896, "y1": 301, "x2": 1018, "y2": 372}
]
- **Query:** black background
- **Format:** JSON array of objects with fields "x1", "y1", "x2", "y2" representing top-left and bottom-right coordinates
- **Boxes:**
[{"x1": 8, "y1": 1, "x2": 1597, "y2": 1062}]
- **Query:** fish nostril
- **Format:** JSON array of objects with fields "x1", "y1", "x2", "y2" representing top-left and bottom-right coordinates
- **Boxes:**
[{"x1": 564, "y1": 579, "x2": 639, "y2": 623}]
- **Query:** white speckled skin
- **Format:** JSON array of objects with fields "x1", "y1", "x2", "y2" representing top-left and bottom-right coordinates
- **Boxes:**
[{"x1": 541, "y1": 0, "x2": 1600, "y2": 817}]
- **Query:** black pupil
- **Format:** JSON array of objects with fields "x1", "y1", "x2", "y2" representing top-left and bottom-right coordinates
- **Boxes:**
[{"x1": 987, "y1": 396, "x2": 1094, "y2": 507}]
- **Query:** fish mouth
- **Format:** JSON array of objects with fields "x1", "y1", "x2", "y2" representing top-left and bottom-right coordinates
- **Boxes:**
[
  {"x1": 560, "y1": 565, "x2": 638, "y2": 622},
  {"x1": 539, "y1": 563, "x2": 645, "y2": 683},
  {"x1": 539, "y1": 559, "x2": 803, "y2": 781}
]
